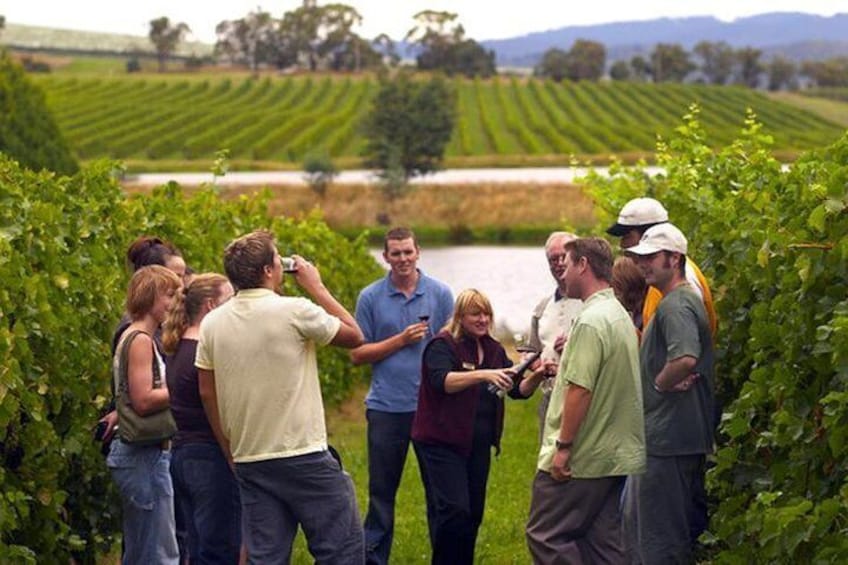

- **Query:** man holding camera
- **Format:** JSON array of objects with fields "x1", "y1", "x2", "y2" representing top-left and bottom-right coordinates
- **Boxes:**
[
  {"x1": 351, "y1": 227, "x2": 453, "y2": 565},
  {"x1": 196, "y1": 229, "x2": 365, "y2": 563}
]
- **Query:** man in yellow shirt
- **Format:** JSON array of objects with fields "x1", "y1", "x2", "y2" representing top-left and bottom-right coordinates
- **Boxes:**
[
  {"x1": 196, "y1": 230, "x2": 366, "y2": 563},
  {"x1": 606, "y1": 197, "x2": 717, "y2": 337}
]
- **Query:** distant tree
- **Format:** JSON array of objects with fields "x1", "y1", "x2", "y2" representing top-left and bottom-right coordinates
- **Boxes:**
[
  {"x1": 650, "y1": 43, "x2": 694, "y2": 82},
  {"x1": 565, "y1": 39, "x2": 606, "y2": 81},
  {"x1": 735, "y1": 47, "x2": 763, "y2": 88},
  {"x1": 630, "y1": 55, "x2": 651, "y2": 81},
  {"x1": 148, "y1": 17, "x2": 191, "y2": 73},
  {"x1": 126, "y1": 57, "x2": 142, "y2": 73},
  {"x1": 329, "y1": 35, "x2": 382, "y2": 71},
  {"x1": 215, "y1": 10, "x2": 279, "y2": 74},
  {"x1": 277, "y1": 1, "x2": 365, "y2": 71},
  {"x1": 419, "y1": 39, "x2": 495, "y2": 78},
  {"x1": 767, "y1": 57, "x2": 798, "y2": 91},
  {"x1": 405, "y1": 11, "x2": 495, "y2": 78},
  {"x1": 362, "y1": 71, "x2": 456, "y2": 187},
  {"x1": 404, "y1": 10, "x2": 464, "y2": 54},
  {"x1": 0, "y1": 52, "x2": 78, "y2": 174},
  {"x1": 303, "y1": 150, "x2": 337, "y2": 198},
  {"x1": 693, "y1": 41, "x2": 734, "y2": 85},
  {"x1": 372, "y1": 33, "x2": 400, "y2": 68},
  {"x1": 609, "y1": 60, "x2": 631, "y2": 81},
  {"x1": 534, "y1": 48, "x2": 569, "y2": 81},
  {"x1": 801, "y1": 57, "x2": 848, "y2": 87}
]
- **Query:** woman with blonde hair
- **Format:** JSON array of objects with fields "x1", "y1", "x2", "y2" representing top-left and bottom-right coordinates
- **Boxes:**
[
  {"x1": 162, "y1": 273, "x2": 240, "y2": 564},
  {"x1": 108, "y1": 265, "x2": 182, "y2": 564},
  {"x1": 411, "y1": 289, "x2": 537, "y2": 564}
]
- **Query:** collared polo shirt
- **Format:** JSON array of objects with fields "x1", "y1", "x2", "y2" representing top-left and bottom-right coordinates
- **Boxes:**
[
  {"x1": 538, "y1": 288, "x2": 646, "y2": 478},
  {"x1": 355, "y1": 270, "x2": 453, "y2": 412}
]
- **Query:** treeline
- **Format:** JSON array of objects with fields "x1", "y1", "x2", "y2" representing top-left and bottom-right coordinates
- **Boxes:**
[
  {"x1": 144, "y1": 6, "x2": 493, "y2": 78},
  {"x1": 535, "y1": 39, "x2": 848, "y2": 90}
]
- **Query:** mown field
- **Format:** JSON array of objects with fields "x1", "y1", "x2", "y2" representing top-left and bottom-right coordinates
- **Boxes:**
[{"x1": 35, "y1": 74, "x2": 846, "y2": 170}]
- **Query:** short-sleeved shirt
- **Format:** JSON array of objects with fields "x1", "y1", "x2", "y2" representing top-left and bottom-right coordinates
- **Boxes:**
[
  {"x1": 195, "y1": 288, "x2": 341, "y2": 463},
  {"x1": 528, "y1": 289, "x2": 584, "y2": 363},
  {"x1": 355, "y1": 271, "x2": 453, "y2": 412},
  {"x1": 538, "y1": 288, "x2": 646, "y2": 478},
  {"x1": 640, "y1": 284, "x2": 715, "y2": 456},
  {"x1": 643, "y1": 257, "x2": 717, "y2": 338}
]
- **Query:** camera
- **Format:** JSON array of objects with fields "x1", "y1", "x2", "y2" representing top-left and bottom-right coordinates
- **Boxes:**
[
  {"x1": 281, "y1": 256, "x2": 298, "y2": 273},
  {"x1": 93, "y1": 420, "x2": 108, "y2": 442}
]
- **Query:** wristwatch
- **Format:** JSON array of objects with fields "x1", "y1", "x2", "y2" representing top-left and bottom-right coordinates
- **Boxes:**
[{"x1": 555, "y1": 438, "x2": 573, "y2": 450}]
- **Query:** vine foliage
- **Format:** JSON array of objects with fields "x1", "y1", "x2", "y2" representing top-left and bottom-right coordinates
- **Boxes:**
[
  {"x1": 585, "y1": 106, "x2": 848, "y2": 561},
  {"x1": 0, "y1": 157, "x2": 380, "y2": 562}
]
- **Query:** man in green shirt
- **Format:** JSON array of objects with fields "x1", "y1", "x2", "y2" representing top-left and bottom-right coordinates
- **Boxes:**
[
  {"x1": 625, "y1": 223, "x2": 715, "y2": 563},
  {"x1": 526, "y1": 237, "x2": 646, "y2": 564}
]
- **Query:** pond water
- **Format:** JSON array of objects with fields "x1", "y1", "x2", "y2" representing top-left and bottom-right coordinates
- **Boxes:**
[{"x1": 369, "y1": 246, "x2": 555, "y2": 338}]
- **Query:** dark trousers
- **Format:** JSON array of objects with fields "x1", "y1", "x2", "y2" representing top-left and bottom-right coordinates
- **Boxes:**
[
  {"x1": 363, "y1": 410, "x2": 415, "y2": 565},
  {"x1": 413, "y1": 439, "x2": 492, "y2": 565},
  {"x1": 235, "y1": 451, "x2": 364, "y2": 565},
  {"x1": 171, "y1": 442, "x2": 242, "y2": 565},
  {"x1": 526, "y1": 472, "x2": 626, "y2": 564},
  {"x1": 623, "y1": 454, "x2": 705, "y2": 564}
]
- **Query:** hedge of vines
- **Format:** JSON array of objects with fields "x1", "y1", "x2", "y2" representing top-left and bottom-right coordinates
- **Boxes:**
[
  {"x1": 585, "y1": 107, "x2": 848, "y2": 562},
  {"x1": 0, "y1": 156, "x2": 381, "y2": 562}
]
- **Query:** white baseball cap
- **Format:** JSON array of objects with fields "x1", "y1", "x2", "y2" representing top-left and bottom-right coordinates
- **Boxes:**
[
  {"x1": 626, "y1": 223, "x2": 688, "y2": 255},
  {"x1": 606, "y1": 198, "x2": 669, "y2": 236}
]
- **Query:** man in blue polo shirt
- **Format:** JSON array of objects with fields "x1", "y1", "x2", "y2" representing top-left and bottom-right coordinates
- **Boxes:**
[{"x1": 351, "y1": 227, "x2": 454, "y2": 565}]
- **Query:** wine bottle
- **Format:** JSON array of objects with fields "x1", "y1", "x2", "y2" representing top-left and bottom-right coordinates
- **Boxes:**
[{"x1": 488, "y1": 350, "x2": 542, "y2": 396}]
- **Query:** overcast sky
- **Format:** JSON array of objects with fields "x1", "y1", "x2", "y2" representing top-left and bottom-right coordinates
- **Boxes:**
[{"x1": 4, "y1": 1, "x2": 846, "y2": 43}]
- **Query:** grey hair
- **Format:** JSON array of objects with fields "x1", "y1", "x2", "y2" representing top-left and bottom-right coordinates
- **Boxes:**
[{"x1": 545, "y1": 231, "x2": 577, "y2": 252}]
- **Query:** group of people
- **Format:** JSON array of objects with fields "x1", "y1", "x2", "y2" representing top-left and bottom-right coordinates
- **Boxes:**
[{"x1": 100, "y1": 196, "x2": 718, "y2": 564}]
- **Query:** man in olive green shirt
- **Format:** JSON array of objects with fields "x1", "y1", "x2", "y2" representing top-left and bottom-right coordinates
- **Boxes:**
[
  {"x1": 625, "y1": 223, "x2": 715, "y2": 564},
  {"x1": 526, "y1": 237, "x2": 646, "y2": 564}
]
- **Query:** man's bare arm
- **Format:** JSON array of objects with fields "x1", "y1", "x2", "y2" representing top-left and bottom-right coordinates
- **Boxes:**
[
  {"x1": 654, "y1": 355, "x2": 698, "y2": 391},
  {"x1": 198, "y1": 368, "x2": 233, "y2": 466},
  {"x1": 350, "y1": 322, "x2": 428, "y2": 365},
  {"x1": 292, "y1": 255, "x2": 364, "y2": 348},
  {"x1": 551, "y1": 383, "x2": 593, "y2": 481}
]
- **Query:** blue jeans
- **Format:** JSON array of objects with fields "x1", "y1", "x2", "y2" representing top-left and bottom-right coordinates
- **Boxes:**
[
  {"x1": 364, "y1": 410, "x2": 414, "y2": 565},
  {"x1": 171, "y1": 442, "x2": 242, "y2": 564},
  {"x1": 107, "y1": 440, "x2": 179, "y2": 564},
  {"x1": 235, "y1": 450, "x2": 363, "y2": 565}
]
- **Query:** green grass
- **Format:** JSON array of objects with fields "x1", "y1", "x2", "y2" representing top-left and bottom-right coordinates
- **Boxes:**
[
  {"x1": 289, "y1": 383, "x2": 543, "y2": 563},
  {"x1": 33, "y1": 74, "x2": 846, "y2": 171}
]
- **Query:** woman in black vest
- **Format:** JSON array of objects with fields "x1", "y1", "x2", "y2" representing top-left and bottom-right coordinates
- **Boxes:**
[{"x1": 412, "y1": 289, "x2": 540, "y2": 564}]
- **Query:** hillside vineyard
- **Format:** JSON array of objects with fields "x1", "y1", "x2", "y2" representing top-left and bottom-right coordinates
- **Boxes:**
[{"x1": 36, "y1": 75, "x2": 844, "y2": 163}]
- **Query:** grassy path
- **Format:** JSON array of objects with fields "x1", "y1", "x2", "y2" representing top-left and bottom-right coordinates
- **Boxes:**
[{"x1": 290, "y1": 382, "x2": 544, "y2": 563}]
